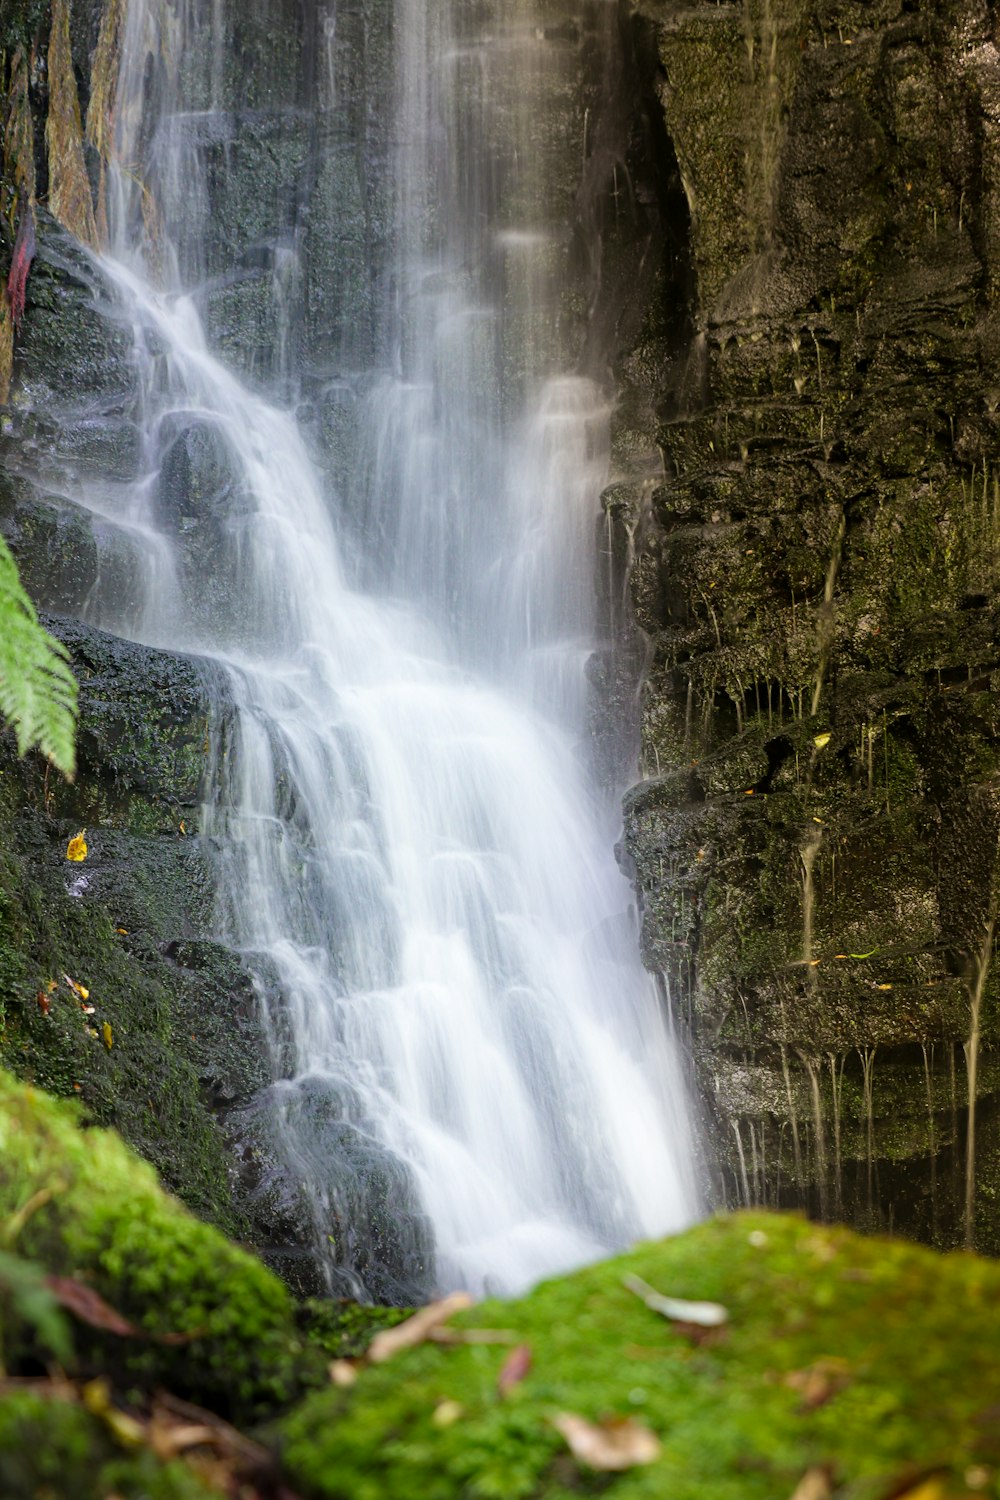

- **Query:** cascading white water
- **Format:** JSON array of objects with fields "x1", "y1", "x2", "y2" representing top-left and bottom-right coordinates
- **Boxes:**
[{"x1": 67, "y1": 0, "x2": 697, "y2": 1298}]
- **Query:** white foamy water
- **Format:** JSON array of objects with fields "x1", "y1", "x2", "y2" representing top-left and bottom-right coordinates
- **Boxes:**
[{"x1": 66, "y1": 0, "x2": 697, "y2": 1298}]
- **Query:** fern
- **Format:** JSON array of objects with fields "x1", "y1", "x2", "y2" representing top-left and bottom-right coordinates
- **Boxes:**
[{"x1": 0, "y1": 534, "x2": 77, "y2": 778}]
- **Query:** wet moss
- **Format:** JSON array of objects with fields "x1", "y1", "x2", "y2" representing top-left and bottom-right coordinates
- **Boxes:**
[
  {"x1": 0, "y1": 1390, "x2": 222, "y2": 1500},
  {"x1": 0, "y1": 1068, "x2": 326, "y2": 1419},
  {"x1": 277, "y1": 1210, "x2": 1000, "y2": 1500}
]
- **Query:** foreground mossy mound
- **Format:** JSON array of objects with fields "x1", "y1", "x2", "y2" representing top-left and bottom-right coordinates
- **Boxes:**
[
  {"x1": 0, "y1": 1068, "x2": 326, "y2": 1419},
  {"x1": 3, "y1": 1067, "x2": 1000, "y2": 1497},
  {"x1": 279, "y1": 1211, "x2": 1000, "y2": 1500}
]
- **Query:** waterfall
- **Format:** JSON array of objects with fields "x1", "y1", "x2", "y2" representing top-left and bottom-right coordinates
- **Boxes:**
[{"x1": 67, "y1": 0, "x2": 696, "y2": 1299}]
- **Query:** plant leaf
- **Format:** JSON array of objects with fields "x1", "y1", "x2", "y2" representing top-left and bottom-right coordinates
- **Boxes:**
[
  {"x1": 366, "y1": 1291, "x2": 473, "y2": 1363},
  {"x1": 45, "y1": 1275, "x2": 139, "y2": 1337},
  {"x1": 497, "y1": 1343, "x2": 531, "y2": 1397},
  {"x1": 552, "y1": 1412, "x2": 660, "y2": 1471},
  {"x1": 65, "y1": 830, "x2": 87, "y2": 861},
  {"x1": 0, "y1": 535, "x2": 77, "y2": 778},
  {"x1": 788, "y1": 1467, "x2": 834, "y2": 1500},
  {"x1": 0, "y1": 1250, "x2": 73, "y2": 1364},
  {"x1": 623, "y1": 1272, "x2": 729, "y2": 1327}
]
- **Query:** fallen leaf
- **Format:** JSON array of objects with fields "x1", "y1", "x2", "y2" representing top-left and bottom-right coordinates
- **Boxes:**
[
  {"x1": 497, "y1": 1343, "x2": 531, "y2": 1397},
  {"x1": 46, "y1": 1277, "x2": 140, "y2": 1337},
  {"x1": 329, "y1": 1359, "x2": 357, "y2": 1387},
  {"x1": 102, "y1": 1021, "x2": 113, "y2": 1050},
  {"x1": 66, "y1": 831, "x2": 88, "y2": 862},
  {"x1": 785, "y1": 1358, "x2": 850, "y2": 1411},
  {"x1": 877, "y1": 983, "x2": 893, "y2": 991},
  {"x1": 552, "y1": 1412, "x2": 660, "y2": 1471},
  {"x1": 149, "y1": 1421, "x2": 218, "y2": 1459},
  {"x1": 45, "y1": 978, "x2": 57, "y2": 994},
  {"x1": 878, "y1": 1474, "x2": 949, "y2": 1500},
  {"x1": 789, "y1": 1467, "x2": 833, "y2": 1500},
  {"x1": 813, "y1": 733, "x2": 831, "y2": 749},
  {"x1": 81, "y1": 1003, "x2": 95, "y2": 1015},
  {"x1": 116, "y1": 928, "x2": 128, "y2": 936},
  {"x1": 367, "y1": 1291, "x2": 473, "y2": 1363},
  {"x1": 432, "y1": 1399, "x2": 463, "y2": 1427},
  {"x1": 36, "y1": 991, "x2": 51, "y2": 1016},
  {"x1": 429, "y1": 1326, "x2": 518, "y2": 1345},
  {"x1": 63, "y1": 975, "x2": 89, "y2": 1001},
  {"x1": 623, "y1": 1272, "x2": 728, "y2": 1327},
  {"x1": 82, "y1": 1379, "x2": 145, "y2": 1448}
]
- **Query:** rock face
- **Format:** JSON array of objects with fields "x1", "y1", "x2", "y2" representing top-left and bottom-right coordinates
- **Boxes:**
[{"x1": 614, "y1": 0, "x2": 1000, "y2": 1249}]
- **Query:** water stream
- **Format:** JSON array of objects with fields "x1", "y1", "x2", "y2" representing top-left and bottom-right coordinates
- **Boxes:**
[{"x1": 65, "y1": 0, "x2": 696, "y2": 1298}]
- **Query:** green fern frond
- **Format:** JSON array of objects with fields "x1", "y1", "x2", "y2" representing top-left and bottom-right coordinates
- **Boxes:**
[{"x1": 0, "y1": 534, "x2": 77, "y2": 779}]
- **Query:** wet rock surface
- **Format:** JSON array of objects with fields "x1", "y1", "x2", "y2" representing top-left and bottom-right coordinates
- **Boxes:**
[{"x1": 615, "y1": 0, "x2": 1000, "y2": 1248}]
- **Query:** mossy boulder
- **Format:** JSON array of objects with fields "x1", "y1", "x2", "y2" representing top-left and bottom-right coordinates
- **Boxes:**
[
  {"x1": 0, "y1": 1068, "x2": 325, "y2": 1418},
  {"x1": 0, "y1": 620, "x2": 275, "y2": 1253},
  {"x1": 277, "y1": 1209, "x2": 1000, "y2": 1499},
  {"x1": 0, "y1": 1391, "x2": 223, "y2": 1500}
]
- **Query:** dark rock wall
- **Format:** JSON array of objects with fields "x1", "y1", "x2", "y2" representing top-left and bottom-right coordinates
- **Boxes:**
[{"x1": 615, "y1": 0, "x2": 1000, "y2": 1249}]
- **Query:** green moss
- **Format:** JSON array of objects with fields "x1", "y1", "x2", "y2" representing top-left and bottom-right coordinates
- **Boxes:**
[
  {"x1": 0, "y1": 1389, "x2": 222, "y2": 1500},
  {"x1": 297, "y1": 1296, "x2": 413, "y2": 1361},
  {"x1": 277, "y1": 1211, "x2": 1000, "y2": 1499},
  {"x1": 0, "y1": 1068, "x2": 326, "y2": 1418}
]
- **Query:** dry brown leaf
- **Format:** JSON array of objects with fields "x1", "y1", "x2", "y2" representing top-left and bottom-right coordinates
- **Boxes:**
[
  {"x1": 785, "y1": 1358, "x2": 850, "y2": 1411},
  {"x1": 552, "y1": 1412, "x2": 660, "y2": 1471},
  {"x1": 789, "y1": 1466, "x2": 833, "y2": 1500},
  {"x1": 428, "y1": 1326, "x2": 518, "y2": 1345},
  {"x1": 148, "y1": 1420, "x2": 217, "y2": 1460},
  {"x1": 47, "y1": 1276, "x2": 140, "y2": 1338},
  {"x1": 367, "y1": 1291, "x2": 473, "y2": 1363},
  {"x1": 497, "y1": 1343, "x2": 531, "y2": 1397}
]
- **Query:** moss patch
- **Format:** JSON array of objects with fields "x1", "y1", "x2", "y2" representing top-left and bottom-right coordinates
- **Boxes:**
[
  {"x1": 278, "y1": 1210, "x2": 1000, "y2": 1499},
  {"x1": 0, "y1": 1068, "x2": 326, "y2": 1420}
]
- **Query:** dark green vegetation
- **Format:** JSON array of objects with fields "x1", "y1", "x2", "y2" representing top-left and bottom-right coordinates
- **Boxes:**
[{"x1": 611, "y1": 0, "x2": 1000, "y2": 1246}]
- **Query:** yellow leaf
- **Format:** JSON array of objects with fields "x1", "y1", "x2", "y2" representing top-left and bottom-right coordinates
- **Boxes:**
[
  {"x1": 66, "y1": 830, "x2": 88, "y2": 862},
  {"x1": 63, "y1": 974, "x2": 89, "y2": 1001},
  {"x1": 813, "y1": 733, "x2": 831, "y2": 749},
  {"x1": 115, "y1": 927, "x2": 128, "y2": 935},
  {"x1": 102, "y1": 1021, "x2": 113, "y2": 1050},
  {"x1": 877, "y1": 983, "x2": 893, "y2": 991}
]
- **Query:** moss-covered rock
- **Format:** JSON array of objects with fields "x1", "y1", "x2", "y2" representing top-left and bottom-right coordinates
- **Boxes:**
[
  {"x1": 277, "y1": 1209, "x2": 1000, "y2": 1499},
  {"x1": 0, "y1": 1390, "x2": 224, "y2": 1500},
  {"x1": 0, "y1": 616, "x2": 275, "y2": 1248},
  {"x1": 0, "y1": 1068, "x2": 327, "y2": 1417}
]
